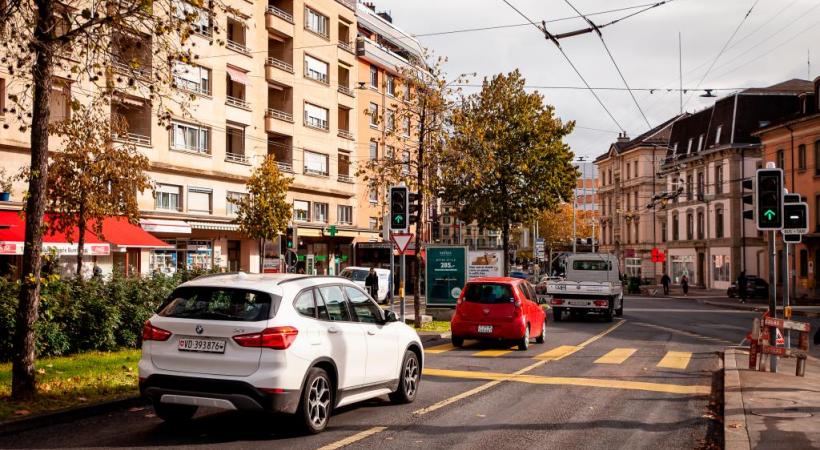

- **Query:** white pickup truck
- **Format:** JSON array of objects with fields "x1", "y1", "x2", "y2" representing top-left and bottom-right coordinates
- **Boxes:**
[{"x1": 546, "y1": 254, "x2": 624, "y2": 322}]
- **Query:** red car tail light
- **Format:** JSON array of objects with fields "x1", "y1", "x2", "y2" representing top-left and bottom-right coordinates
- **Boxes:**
[
  {"x1": 594, "y1": 300, "x2": 608, "y2": 307},
  {"x1": 233, "y1": 326, "x2": 299, "y2": 350},
  {"x1": 550, "y1": 298, "x2": 564, "y2": 305},
  {"x1": 142, "y1": 320, "x2": 172, "y2": 342}
]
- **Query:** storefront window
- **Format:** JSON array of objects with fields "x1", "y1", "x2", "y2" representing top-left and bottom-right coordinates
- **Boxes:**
[
  {"x1": 149, "y1": 239, "x2": 213, "y2": 274},
  {"x1": 625, "y1": 257, "x2": 641, "y2": 278},
  {"x1": 711, "y1": 255, "x2": 731, "y2": 282},
  {"x1": 670, "y1": 255, "x2": 694, "y2": 284}
]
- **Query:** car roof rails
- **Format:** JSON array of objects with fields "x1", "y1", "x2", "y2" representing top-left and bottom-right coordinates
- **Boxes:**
[{"x1": 192, "y1": 271, "x2": 245, "y2": 280}]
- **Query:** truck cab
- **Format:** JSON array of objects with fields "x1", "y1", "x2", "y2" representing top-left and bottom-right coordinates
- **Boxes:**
[{"x1": 545, "y1": 254, "x2": 624, "y2": 322}]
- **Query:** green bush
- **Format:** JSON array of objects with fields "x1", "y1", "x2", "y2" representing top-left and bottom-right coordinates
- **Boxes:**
[{"x1": 0, "y1": 268, "x2": 220, "y2": 361}]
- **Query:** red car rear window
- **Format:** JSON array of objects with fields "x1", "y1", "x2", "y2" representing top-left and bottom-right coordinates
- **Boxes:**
[{"x1": 463, "y1": 283, "x2": 514, "y2": 304}]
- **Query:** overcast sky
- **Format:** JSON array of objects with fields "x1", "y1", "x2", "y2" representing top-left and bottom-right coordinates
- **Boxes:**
[{"x1": 373, "y1": 0, "x2": 820, "y2": 160}]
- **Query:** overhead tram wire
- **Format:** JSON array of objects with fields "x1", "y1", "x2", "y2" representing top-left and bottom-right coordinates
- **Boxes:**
[
  {"x1": 499, "y1": 0, "x2": 625, "y2": 133},
  {"x1": 562, "y1": 0, "x2": 652, "y2": 129},
  {"x1": 683, "y1": 0, "x2": 761, "y2": 108}
]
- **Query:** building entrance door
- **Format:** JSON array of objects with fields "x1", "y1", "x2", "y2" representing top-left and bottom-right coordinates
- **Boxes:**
[{"x1": 698, "y1": 252, "x2": 706, "y2": 287}]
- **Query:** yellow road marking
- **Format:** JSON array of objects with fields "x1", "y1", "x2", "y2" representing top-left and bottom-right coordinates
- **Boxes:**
[
  {"x1": 473, "y1": 348, "x2": 515, "y2": 357},
  {"x1": 534, "y1": 345, "x2": 582, "y2": 361},
  {"x1": 423, "y1": 368, "x2": 709, "y2": 395},
  {"x1": 657, "y1": 351, "x2": 692, "y2": 369},
  {"x1": 316, "y1": 426, "x2": 387, "y2": 450},
  {"x1": 425, "y1": 343, "x2": 456, "y2": 354},
  {"x1": 595, "y1": 348, "x2": 637, "y2": 365}
]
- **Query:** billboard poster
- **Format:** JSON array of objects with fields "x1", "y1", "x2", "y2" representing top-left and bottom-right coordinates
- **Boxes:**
[
  {"x1": 425, "y1": 246, "x2": 467, "y2": 307},
  {"x1": 467, "y1": 250, "x2": 503, "y2": 279}
]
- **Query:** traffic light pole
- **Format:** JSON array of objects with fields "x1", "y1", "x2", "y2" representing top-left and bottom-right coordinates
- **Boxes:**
[
  {"x1": 768, "y1": 230, "x2": 778, "y2": 372},
  {"x1": 400, "y1": 253, "x2": 406, "y2": 323},
  {"x1": 783, "y1": 242, "x2": 790, "y2": 349}
]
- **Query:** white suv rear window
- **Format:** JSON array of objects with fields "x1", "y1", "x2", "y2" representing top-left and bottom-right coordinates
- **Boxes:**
[{"x1": 158, "y1": 287, "x2": 277, "y2": 321}]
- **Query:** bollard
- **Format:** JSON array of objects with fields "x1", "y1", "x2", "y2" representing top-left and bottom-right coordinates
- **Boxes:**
[{"x1": 797, "y1": 357, "x2": 806, "y2": 377}]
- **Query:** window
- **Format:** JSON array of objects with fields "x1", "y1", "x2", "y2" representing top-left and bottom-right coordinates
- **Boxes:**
[
  {"x1": 294, "y1": 200, "x2": 310, "y2": 222},
  {"x1": 715, "y1": 165, "x2": 724, "y2": 194},
  {"x1": 386, "y1": 75, "x2": 395, "y2": 96},
  {"x1": 385, "y1": 145, "x2": 394, "y2": 160},
  {"x1": 686, "y1": 174, "x2": 693, "y2": 200},
  {"x1": 711, "y1": 255, "x2": 731, "y2": 282},
  {"x1": 687, "y1": 138, "x2": 693, "y2": 154},
  {"x1": 304, "y1": 150, "x2": 328, "y2": 176},
  {"x1": 697, "y1": 211, "x2": 704, "y2": 240},
  {"x1": 188, "y1": 187, "x2": 212, "y2": 214},
  {"x1": 173, "y1": 62, "x2": 210, "y2": 95},
  {"x1": 304, "y1": 54, "x2": 329, "y2": 83},
  {"x1": 369, "y1": 65, "x2": 378, "y2": 88},
  {"x1": 304, "y1": 103, "x2": 329, "y2": 130},
  {"x1": 715, "y1": 125, "x2": 722, "y2": 144},
  {"x1": 672, "y1": 214, "x2": 679, "y2": 240},
  {"x1": 697, "y1": 172, "x2": 704, "y2": 198},
  {"x1": 634, "y1": 191, "x2": 638, "y2": 210},
  {"x1": 776, "y1": 149, "x2": 785, "y2": 169},
  {"x1": 317, "y1": 286, "x2": 351, "y2": 321},
  {"x1": 634, "y1": 161, "x2": 639, "y2": 178},
  {"x1": 156, "y1": 184, "x2": 181, "y2": 211},
  {"x1": 816, "y1": 195, "x2": 820, "y2": 232},
  {"x1": 294, "y1": 290, "x2": 317, "y2": 318},
  {"x1": 49, "y1": 80, "x2": 71, "y2": 124},
  {"x1": 715, "y1": 207, "x2": 724, "y2": 238},
  {"x1": 463, "y1": 283, "x2": 513, "y2": 304},
  {"x1": 815, "y1": 141, "x2": 820, "y2": 176},
  {"x1": 313, "y1": 202, "x2": 328, "y2": 223},
  {"x1": 369, "y1": 217, "x2": 378, "y2": 230},
  {"x1": 402, "y1": 116, "x2": 411, "y2": 136},
  {"x1": 686, "y1": 212, "x2": 693, "y2": 240},
  {"x1": 626, "y1": 163, "x2": 630, "y2": 179},
  {"x1": 368, "y1": 102, "x2": 378, "y2": 127},
  {"x1": 173, "y1": 0, "x2": 211, "y2": 36},
  {"x1": 226, "y1": 124, "x2": 245, "y2": 159},
  {"x1": 304, "y1": 6, "x2": 328, "y2": 38},
  {"x1": 337, "y1": 205, "x2": 353, "y2": 225},
  {"x1": 369, "y1": 188, "x2": 378, "y2": 204},
  {"x1": 661, "y1": 220, "x2": 667, "y2": 243},
  {"x1": 369, "y1": 141, "x2": 378, "y2": 160},
  {"x1": 338, "y1": 151, "x2": 350, "y2": 177},
  {"x1": 171, "y1": 121, "x2": 210, "y2": 154},
  {"x1": 800, "y1": 249, "x2": 808, "y2": 277},
  {"x1": 346, "y1": 287, "x2": 382, "y2": 323},
  {"x1": 226, "y1": 191, "x2": 247, "y2": 216},
  {"x1": 386, "y1": 110, "x2": 395, "y2": 131},
  {"x1": 697, "y1": 134, "x2": 704, "y2": 151},
  {"x1": 402, "y1": 150, "x2": 411, "y2": 175},
  {"x1": 625, "y1": 258, "x2": 641, "y2": 278},
  {"x1": 798, "y1": 144, "x2": 807, "y2": 170},
  {"x1": 159, "y1": 287, "x2": 272, "y2": 322}
]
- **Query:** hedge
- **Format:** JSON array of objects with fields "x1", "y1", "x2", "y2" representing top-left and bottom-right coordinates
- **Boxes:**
[{"x1": 0, "y1": 269, "x2": 215, "y2": 362}]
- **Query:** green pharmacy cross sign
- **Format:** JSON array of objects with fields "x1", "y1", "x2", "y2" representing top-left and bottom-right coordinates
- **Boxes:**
[{"x1": 327, "y1": 225, "x2": 337, "y2": 237}]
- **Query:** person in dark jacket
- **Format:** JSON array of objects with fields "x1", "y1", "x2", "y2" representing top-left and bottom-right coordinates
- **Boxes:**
[
  {"x1": 737, "y1": 271, "x2": 748, "y2": 304},
  {"x1": 660, "y1": 274, "x2": 671, "y2": 296},
  {"x1": 680, "y1": 274, "x2": 689, "y2": 296},
  {"x1": 365, "y1": 267, "x2": 379, "y2": 299}
]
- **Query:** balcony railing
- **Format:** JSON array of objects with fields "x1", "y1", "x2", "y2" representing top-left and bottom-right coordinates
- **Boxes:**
[
  {"x1": 337, "y1": 85, "x2": 354, "y2": 97},
  {"x1": 226, "y1": 96, "x2": 251, "y2": 110},
  {"x1": 304, "y1": 168, "x2": 328, "y2": 177},
  {"x1": 112, "y1": 59, "x2": 152, "y2": 79},
  {"x1": 266, "y1": 56, "x2": 294, "y2": 73},
  {"x1": 226, "y1": 152, "x2": 249, "y2": 164},
  {"x1": 266, "y1": 108, "x2": 294, "y2": 123},
  {"x1": 304, "y1": 115, "x2": 329, "y2": 131},
  {"x1": 276, "y1": 161, "x2": 294, "y2": 173},
  {"x1": 337, "y1": 40, "x2": 354, "y2": 54},
  {"x1": 338, "y1": 129, "x2": 353, "y2": 140},
  {"x1": 336, "y1": 0, "x2": 355, "y2": 10},
  {"x1": 337, "y1": 174, "x2": 354, "y2": 183},
  {"x1": 266, "y1": 5, "x2": 294, "y2": 23},
  {"x1": 226, "y1": 39, "x2": 250, "y2": 55},
  {"x1": 305, "y1": 70, "x2": 329, "y2": 84},
  {"x1": 114, "y1": 132, "x2": 151, "y2": 146}
]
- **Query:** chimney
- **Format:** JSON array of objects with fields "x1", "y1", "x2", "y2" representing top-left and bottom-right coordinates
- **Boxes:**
[
  {"x1": 363, "y1": 2, "x2": 376, "y2": 11},
  {"x1": 377, "y1": 10, "x2": 393, "y2": 23},
  {"x1": 616, "y1": 132, "x2": 630, "y2": 143}
]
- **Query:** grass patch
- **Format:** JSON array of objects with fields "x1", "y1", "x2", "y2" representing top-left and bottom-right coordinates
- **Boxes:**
[
  {"x1": 415, "y1": 320, "x2": 451, "y2": 333},
  {"x1": 0, "y1": 349, "x2": 141, "y2": 422}
]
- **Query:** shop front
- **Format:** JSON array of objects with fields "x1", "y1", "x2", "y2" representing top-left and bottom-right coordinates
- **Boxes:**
[
  {"x1": 292, "y1": 226, "x2": 354, "y2": 275},
  {"x1": 669, "y1": 250, "x2": 696, "y2": 285}
]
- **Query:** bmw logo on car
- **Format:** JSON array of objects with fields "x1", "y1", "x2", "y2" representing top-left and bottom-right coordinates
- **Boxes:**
[{"x1": 195, "y1": 324, "x2": 204, "y2": 335}]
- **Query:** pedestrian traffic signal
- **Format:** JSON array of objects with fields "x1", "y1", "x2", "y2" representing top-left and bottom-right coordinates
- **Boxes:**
[
  {"x1": 408, "y1": 192, "x2": 420, "y2": 225},
  {"x1": 390, "y1": 186, "x2": 408, "y2": 230},
  {"x1": 755, "y1": 168, "x2": 783, "y2": 230}
]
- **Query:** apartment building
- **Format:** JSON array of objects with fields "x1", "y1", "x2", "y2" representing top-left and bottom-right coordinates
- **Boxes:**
[
  {"x1": 595, "y1": 117, "x2": 679, "y2": 281},
  {"x1": 756, "y1": 76, "x2": 820, "y2": 300},
  {"x1": 658, "y1": 79, "x2": 812, "y2": 289},
  {"x1": 0, "y1": 0, "x2": 381, "y2": 277}
]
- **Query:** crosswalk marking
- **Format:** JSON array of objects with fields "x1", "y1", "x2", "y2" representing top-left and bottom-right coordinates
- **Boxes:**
[
  {"x1": 534, "y1": 345, "x2": 581, "y2": 361},
  {"x1": 426, "y1": 343, "x2": 456, "y2": 354},
  {"x1": 657, "y1": 351, "x2": 692, "y2": 369},
  {"x1": 594, "y1": 348, "x2": 637, "y2": 365},
  {"x1": 473, "y1": 348, "x2": 515, "y2": 357}
]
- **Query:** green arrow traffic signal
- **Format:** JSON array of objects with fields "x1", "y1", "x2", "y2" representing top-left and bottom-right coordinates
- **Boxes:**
[
  {"x1": 764, "y1": 209, "x2": 776, "y2": 220},
  {"x1": 394, "y1": 214, "x2": 404, "y2": 223}
]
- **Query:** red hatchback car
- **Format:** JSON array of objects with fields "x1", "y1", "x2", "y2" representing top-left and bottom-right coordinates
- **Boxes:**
[{"x1": 451, "y1": 277, "x2": 547, "y2": 350}]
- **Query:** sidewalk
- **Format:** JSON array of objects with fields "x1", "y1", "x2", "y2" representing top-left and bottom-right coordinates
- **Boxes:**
[{"x1": 724, "y1": 347, "x2": 820, "y2": 450}]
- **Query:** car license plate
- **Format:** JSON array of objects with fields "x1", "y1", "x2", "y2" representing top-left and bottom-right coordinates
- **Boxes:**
[
  {"x1": 178, "y1": 337, "x2": 227, "y2": 353},
  {"x1": 477, "y1": 325, "x2": 493, "y2": 333}
]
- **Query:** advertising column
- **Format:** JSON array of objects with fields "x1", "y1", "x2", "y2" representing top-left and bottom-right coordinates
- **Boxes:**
[{"x1": 425, "y1": 246, "x2": 467, "y2": 307}]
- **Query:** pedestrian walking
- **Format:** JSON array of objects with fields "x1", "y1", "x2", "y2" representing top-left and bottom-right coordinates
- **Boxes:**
[
  {"x1": 365, "y1": 266, "x2": 379, "y2": 299},
  {"x1": 737, "y1": 271, "x2": 748, "y2": 304},
  {"x1": 680, "y1": 274, "x2": 689, "y2": 296},
  {"x1": 660, "y1": 273, "x2": 671, "y2": 296}
]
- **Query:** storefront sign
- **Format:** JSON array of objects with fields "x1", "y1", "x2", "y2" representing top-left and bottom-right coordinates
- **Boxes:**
[
  {"x1": 0, "y1": 243, "x2": 21, "y2": 255},
  {"x1": 263, "y1": 258, "x2": 281, "y2": 273},
  {"x1": 0, "y1": 242, "x2": 110, "y2": 256},
  {"x1": 468, "y1": 250, "x2": 503, "y2": 279},
  {"x1": 425, "y1": 246, "x2": 467, "y2": 307}
]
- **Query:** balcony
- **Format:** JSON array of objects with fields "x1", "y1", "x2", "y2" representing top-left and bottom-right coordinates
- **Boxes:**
[
  {"x1": 111, "y1": 59, "x2": 152, "y2": 80},
  {"x1": 226, "y1": 39, "x2": 250, "y2": 56},
  {"x1": 277, "y1": 161, "x2": 294, "y2": 173},
  {"x1": 356, "y1": 37, "x2": 414, "y2": 73},
  {"x1": 226, "y1": 152, "x2": 250, "y2": 164},
  {"x1": 266, "y1": 56, "x2": 294, "y2": 74},
  {"x1": 336, "y1": 0, "x2": 355, "y2": 11},
  {"x1": 266, "y1": 5, "x2": 294, "y2": 37},
  {"x1": 268, "y1": 136, "x2": 293, "y2": 172},
  {"x1": 338, "y1": 40, "x2": 354, "y2": 54},
  {"x1": 338, "y1": 174, "x2": 354, "y2": 183},
  {"x1": 337, "y1": 85, "x2": 354, "y2": 97},
  {"x1": 226, "y1": 96, "x2": 251, "y2": 110},
  {"x1": 266, "y1": 107, "x2": 293, "y2": 123},
  {"x1": 116, "y1": 132, "x2": 151, "y2": 147},
  {"x1": 338, "y1": 129, "x2": 353, "y2": 140}
]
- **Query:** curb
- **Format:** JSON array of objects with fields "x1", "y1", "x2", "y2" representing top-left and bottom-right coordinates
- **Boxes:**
[
  {"x1": 417, "y1": 331, "x2": 451, "y2": 343},
  {"x1": 723, "y1": 347, "x2": 751, "y2": 450},
  {"x1": 703, "y1": 301, "x2": 820, "y2": 318},
  {"x1": 0, "y1": 396, "x2": 145, "y2": 437}
]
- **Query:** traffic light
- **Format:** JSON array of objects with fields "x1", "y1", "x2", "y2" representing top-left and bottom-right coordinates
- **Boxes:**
[
  {"x1": 742, "y1": 178, "x2": 754, "y2": 221},
  {"x1": 782, "y1": 201, "x2": 808, "y2": 244},
  {"x1": 282, "y1": 226, "x2": 296, "y2": 252},
  {"x1": 755, "y1": 168, "x2": 783, "y2": 230},
  {"x1": 390, "y1": 186, "x2": 408, "y2": 230},
  {"x1": 408, "y1": 192, "x2": 420, "y2": 225}
]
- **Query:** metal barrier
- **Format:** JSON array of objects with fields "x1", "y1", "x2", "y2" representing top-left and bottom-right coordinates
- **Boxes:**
[{"x1": 749, "y1": 314, "x2": 811, "y2": 376}]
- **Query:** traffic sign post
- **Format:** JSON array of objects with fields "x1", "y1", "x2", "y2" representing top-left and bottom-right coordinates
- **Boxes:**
[
  {"x1": 390, "y1": 232, "x2": 413, "y2": 323},
  {"x1": 391, "y1": 233, "x2": 413, "y2": 255}
]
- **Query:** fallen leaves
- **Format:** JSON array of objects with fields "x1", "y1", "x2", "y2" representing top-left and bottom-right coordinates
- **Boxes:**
[{"x1": 13, "y1": 409, "x2": 31, "y2": 416}]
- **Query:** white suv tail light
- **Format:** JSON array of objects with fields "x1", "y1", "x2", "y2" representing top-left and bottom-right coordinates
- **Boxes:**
[
  {"x1": 142, "y1": 320, "x2": 172, "y2": 342},
  {"x1": 233, "y1": 326, "x2": 299, "y2": 350}
]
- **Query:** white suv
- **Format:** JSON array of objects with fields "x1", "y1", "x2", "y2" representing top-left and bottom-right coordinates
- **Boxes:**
[{"x1": 138, "y1": 273, "x2": 423, "y2": 434}]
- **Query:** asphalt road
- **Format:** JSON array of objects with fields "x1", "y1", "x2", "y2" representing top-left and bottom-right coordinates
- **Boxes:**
[{"x1": 0, "y1": 295, "x2": 799, "y2": 450}]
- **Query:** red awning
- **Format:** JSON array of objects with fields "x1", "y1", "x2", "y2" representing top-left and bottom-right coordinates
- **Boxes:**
[
  {"x1": 95, "y1": 217, "x2": 173, "y2": 249},
  {"x1": 226, "y1": 65, "x2": 249, "y2": 85}
]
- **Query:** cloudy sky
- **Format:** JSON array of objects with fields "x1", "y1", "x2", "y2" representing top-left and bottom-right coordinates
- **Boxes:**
[{"x1": 373, "y1": 0, "x2": 820, "y2": 160}]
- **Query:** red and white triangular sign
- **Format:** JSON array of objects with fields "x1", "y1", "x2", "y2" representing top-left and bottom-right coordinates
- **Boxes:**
[
  {"x1": 391, "y1": 233, "x2": 413, "y2": 254},
  {"x1": 776, "y1": 328, "x2": 784, "y2": 345}
]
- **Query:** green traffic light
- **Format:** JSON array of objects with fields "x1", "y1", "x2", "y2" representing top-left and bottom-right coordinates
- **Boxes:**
[{"x1": 764, "y1": 209, "x2": 776, "y2": 220}]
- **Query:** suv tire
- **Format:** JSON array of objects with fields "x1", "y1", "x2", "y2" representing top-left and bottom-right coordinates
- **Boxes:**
[
  {"x1": 296, "y1": 367, "x2": 333, "y2": 434},
  {"x1": 153, "y1": 402, "x2": 197, "y2": 423},
  {"x1": 389, "y1": 350, "x2": 420, "y2": 404}
]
